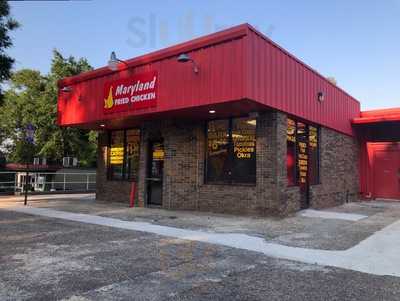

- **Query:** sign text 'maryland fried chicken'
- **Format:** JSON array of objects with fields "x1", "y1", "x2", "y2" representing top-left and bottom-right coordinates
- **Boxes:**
[{"x1": 104, "y1": 71, "x2": 158, "y2": 113}]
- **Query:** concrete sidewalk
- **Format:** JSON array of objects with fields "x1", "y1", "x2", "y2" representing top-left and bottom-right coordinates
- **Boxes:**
[
  {"x1": 5, "y1": 202, "x2": 400, "y2": 278},
  {"x1": 2, "y1": 194, "x2": 399, "y2": 251}
]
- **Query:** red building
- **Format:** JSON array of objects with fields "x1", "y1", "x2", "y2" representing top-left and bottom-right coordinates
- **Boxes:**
[
  {"x1": 353, "y1": 108, "x2": 400, "y2": 200},
  {"x1": 57, "y1": 24, "x2": 399, "y2": 215}
]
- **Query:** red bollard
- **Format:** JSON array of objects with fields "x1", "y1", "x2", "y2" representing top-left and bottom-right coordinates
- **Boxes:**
[{"x1": 129, "y1": 182, "x2": 137, "y2": 208}]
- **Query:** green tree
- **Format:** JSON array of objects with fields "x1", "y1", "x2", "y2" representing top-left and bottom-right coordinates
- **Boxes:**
[
  {"x1": 0, "y1": 50, "x2": 97, "y2": 167},
  {"x1": 0, "y1": 1, "x2": 19, "y2": 104},
  {"x1": 0, "y1": 69, "x2": 46, "y2": 162}
]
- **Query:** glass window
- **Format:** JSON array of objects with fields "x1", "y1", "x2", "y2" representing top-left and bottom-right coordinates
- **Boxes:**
[
  {"x1": 296, "y1": 122, "x2": 308, "y2": 185},
  {"x1": 150, "y1": 141, "x2": 164, "y2": 178},
  {"x1": 108, "y1": 129, "x2": 141, "y2": 181},
  {"x1": 206, "y1": 117, "x2": 256, "y2": 184},
  {"x1": 206, "y1": 119, "x2": 230, "y2": 183},
  {"x1": 286, "y1": 118, "x2": 297, "y2": 186},
  {"x1": 126, "y1": 129, "x2": 141, "y2": 180},
  {"x1": 109, "y1": 131, "x2": 124, "y2": 180},
  {"x1": 308, "y1": 126, "x2": 319, "y2": 185},
  {"x1": 231, "y1": 117, "x2": 256, "y2": 183},
  {"x1": 286, "y1": 118, "x2": 320, "y2": 186}
]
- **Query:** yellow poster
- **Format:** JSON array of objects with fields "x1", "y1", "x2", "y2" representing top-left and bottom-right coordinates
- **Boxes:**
[{"x1": 110, "y1": 146, "x2": 124, "y2": 164}]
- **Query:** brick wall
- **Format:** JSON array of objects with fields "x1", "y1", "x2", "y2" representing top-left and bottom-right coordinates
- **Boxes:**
[
  {"x1": 134, "y1": 113, "x2": 279, "y2": 215},
  {"x1": 310, "y1": 127, "x2": 359, "y2": 208},
  {"x1": 96, "y1": 110, "x2": 359, "y2": 216}
]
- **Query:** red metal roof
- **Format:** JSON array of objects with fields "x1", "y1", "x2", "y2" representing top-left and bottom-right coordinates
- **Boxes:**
[
  {"x1": 58, "y1": 23, "x2": 361, "y2": 136},
  {"x1": 59, "y1": 24, "x2": 248, "y2": 87},
  {"x1": 353, "y1": 108, "x2": 400, "y2": 124}
]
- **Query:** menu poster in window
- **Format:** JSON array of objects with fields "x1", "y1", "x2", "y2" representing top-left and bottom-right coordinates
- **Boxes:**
[
  {"x1": 309, "y1": 126, "x2": 318, "y2": 149},
  {"x1": 152, "y1": 143, "x2": 165, "y2": 161},
  {"x1": 287, "y1": 118, "x2": 296, "y2": 143},
  {"x1": 232, "y1": 118, "x2": 256, "y2": 160},
  {"x1": 308, "y1": 126, "x2": 319, "y2": 185},
  {"x1": 110, "y1": 131, "x2": 124, "y2": 165},
  {"x1": 231, "y1": 117, "x2": 256, "y2": 183},
  {"x1": 287, "y1": 118, "x2": 297, "y2": 186},
  {"x1": 110, "y1": 147, "x2": 124, "y2": 164},
  {"x1": 296, "y1": 123, "x2": 308, "y2": 185}
]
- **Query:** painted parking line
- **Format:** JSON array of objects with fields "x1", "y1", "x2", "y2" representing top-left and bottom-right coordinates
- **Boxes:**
[
  {"x1": 4, "y1": 206, "x2": 400, "y2": 278},
  {"x1": 299, "y1": 209, "x2": 368, "y2": 221}
]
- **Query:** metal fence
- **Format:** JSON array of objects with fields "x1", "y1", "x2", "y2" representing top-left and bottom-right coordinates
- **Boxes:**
[{"x1": 0, "y1": 171, "x2": 96, "y2": 194}]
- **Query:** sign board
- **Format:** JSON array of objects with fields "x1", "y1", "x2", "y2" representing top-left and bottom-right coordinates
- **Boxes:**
[
  {"x1": 25, "y1": 123, "x2": 35, "y2": 144},
  {"x1": 297, "y1": 123, "x2": 308, "y2": 185},
  {"x1": 104, "y1": 71, "x2": 158, "y2": 114},
  {"x1": 110, "y1": 146, "x2": 124, "y2": 164}
]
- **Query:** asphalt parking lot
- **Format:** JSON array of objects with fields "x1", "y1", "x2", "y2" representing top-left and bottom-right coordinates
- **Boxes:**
[{"x1": 1, "y1": 195, "x2": 400, "y2": 300}]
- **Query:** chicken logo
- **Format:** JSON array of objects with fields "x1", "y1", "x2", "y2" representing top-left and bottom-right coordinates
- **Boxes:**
[{"x1": 104, "y1": 86, "x2": 114, "y2": 109}]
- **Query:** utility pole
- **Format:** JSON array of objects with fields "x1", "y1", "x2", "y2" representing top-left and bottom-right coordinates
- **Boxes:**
[
  {"x1": 24, "y1": 164, "x2": 29, "y2": 206},
  {"x1": 24, "y1": 123, "x2": 35, "y2": 206}
]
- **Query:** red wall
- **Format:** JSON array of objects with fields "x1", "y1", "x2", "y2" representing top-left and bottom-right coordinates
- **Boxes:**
[
  {"x1": 58, "y1": 24, "x2": 360, "y2": 136},
  {"x1": 245, "y1": 28, "x2": 360, "y2": 135},
  {"x1": 58, "y1": 36, "x2": 247, "y2": 127},
  {"x1": 360, "y1": 141, "x2": 400, "y2": 198}
]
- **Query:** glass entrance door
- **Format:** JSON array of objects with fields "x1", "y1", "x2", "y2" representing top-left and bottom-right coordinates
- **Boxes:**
[{"x1": 146, "y1": 140, "x2": 164, "y2": 206}]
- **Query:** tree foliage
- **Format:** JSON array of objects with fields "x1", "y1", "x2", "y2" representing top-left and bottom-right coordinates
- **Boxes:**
[
  {"x1": 0, "y1": 50, "x2": 97, "y2": 167},
  {"x1": 326, "y1": 76, "x2": 337, "y2": 86},
  {"x1": 0, "y1": 1, "x2": 19, "y2": 103}
]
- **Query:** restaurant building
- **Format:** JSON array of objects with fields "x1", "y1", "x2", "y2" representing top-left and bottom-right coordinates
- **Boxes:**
[{"x1": 57, "y1": 24, "x2": 400, "y2": 216}]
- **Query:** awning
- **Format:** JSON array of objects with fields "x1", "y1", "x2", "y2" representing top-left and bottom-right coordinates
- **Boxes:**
[{"x1": 352, "y1": 108, "x2": 400, "y2": 125}]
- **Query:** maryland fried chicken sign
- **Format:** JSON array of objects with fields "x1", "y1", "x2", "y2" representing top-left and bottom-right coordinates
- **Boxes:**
[{"x1": 103, "y1": 71, "x2": 158, "y2": 113}]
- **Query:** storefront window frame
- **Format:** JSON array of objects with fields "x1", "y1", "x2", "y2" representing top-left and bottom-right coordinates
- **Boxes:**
[
  {"x1": 308, "y1": 125, "x2": 320, "y2": 186},
  {"x1": 204, "y1": 116, "x2": 257, "y2": 186},
  {"x1": 107, "y1": 128, "x2": 141, "y2": 182},
  {"x1": 286, "y1": 118, "x2": 298, "y2": 187},
  {"x1": 286, "y1": 117, "x2": 320, "y2": 187}
]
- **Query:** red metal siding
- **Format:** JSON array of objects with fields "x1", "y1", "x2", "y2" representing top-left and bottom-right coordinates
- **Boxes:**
[
  {"x1": 58, "y1": 24, "x2": 360, "y2": 135},
  {"x1": 245, "y1": 27, "x2": 360, "y2": 135},
  {"x1": 58, "y1": 29, "x2": 247, "y2": 127}
]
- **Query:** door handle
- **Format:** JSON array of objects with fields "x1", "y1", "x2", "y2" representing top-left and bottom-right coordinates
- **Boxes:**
[{"x1": 146, "y1": 177, "x2": 161, "y2": 182}]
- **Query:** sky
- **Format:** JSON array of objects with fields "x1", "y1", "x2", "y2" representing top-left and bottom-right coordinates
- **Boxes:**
[{"x1": 7, "y1": 0, "x2": 400, "y2": 110}]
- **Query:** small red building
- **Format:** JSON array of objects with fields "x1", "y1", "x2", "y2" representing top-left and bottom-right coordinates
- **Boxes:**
[
  {"x1": 57, "y1": 23, "x2": 399, "y2": 215},
  {"x1": 353, "y1": 108, "x2": 400, "y2": 200}
]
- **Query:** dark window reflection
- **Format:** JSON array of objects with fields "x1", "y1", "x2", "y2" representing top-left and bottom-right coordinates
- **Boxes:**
[
  {"x1": 206, "y1": 117, "x2": 256, "y2": 184},
  {"x1": 206, "y1": 119, "x2": 230, "y2": 183},
  {"x1": 109, "y1": 129, "x2": 141, "y2": 181},
  {"x1": 286, "y1": 118, "x2": 319, "y2": 186},
  {"x1": 126, "y1": 129, "x2": 141, "y2": 180}
]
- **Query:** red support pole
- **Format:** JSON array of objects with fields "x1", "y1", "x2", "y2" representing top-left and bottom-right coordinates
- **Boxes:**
[{"x1": 129, "y1": 182, "x2": 137, "y2": 208}]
